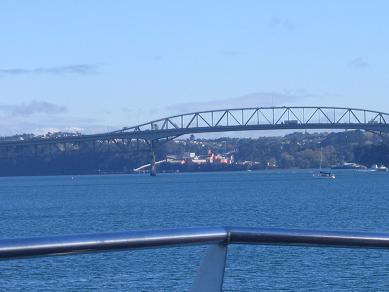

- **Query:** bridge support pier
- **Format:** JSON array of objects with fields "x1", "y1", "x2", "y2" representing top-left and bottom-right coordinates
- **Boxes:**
[{"x1": 150, "y1": 140, "x2": 157, "y2": 176}]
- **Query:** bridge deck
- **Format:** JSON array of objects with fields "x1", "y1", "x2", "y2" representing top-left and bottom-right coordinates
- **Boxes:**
[{"x1": 0, "y1": 106, "x2": 388, "y2": 146}]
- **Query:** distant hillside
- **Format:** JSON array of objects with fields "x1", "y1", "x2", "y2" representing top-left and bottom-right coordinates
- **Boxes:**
[{"x1": 0, "y1": 130, "x2": 387, "y2": 176}]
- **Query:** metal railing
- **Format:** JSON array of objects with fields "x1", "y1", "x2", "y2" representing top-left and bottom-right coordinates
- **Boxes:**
[{"x1": 2, "y1": 226, "x2": 389, "y2": 291}]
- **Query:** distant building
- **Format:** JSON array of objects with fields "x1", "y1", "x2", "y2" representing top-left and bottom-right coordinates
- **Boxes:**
[{"x1": 167, "y1": 149, "x2": 234, "y2": 166}]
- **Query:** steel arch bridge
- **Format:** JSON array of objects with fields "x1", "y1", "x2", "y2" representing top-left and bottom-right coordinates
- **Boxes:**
[
  {"x1": 1, "y1": 106, "x2": 389, "y2": 145},
  {"x1": 109, "y1": 106, "x2": 389, "y2": 140},
  {"x1": 0, "y1": 106, "x2": 388, "y2": 175}
]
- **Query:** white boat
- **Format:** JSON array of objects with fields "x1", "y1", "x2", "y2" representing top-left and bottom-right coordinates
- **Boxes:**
[
  {"x1": 315, "y1": 146, "x2": 336, "y2": 179},
  {"x1": 331, "y1": 162, "x2": 367, "y2": 170},
  {"x1": 371, "y1": 164, "x2": 388, "y2": 172},
  {"x1": 316, "y1": 171, "x2": 336, "y2": 179}
]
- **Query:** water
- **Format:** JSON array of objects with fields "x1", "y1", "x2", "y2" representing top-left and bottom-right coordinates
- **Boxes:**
[{"x1": 0, "y1": 170, "x2": 389, "y2": 291}]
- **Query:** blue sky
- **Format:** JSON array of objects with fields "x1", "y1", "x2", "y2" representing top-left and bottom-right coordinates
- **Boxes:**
[{"x1": 0, "y1": 1, "x2": 388, "y2": 135}]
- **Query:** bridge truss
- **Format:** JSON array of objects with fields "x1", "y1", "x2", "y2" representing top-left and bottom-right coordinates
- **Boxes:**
[
  {"x1": 111, "y1": 106, "x2": 389, "y2": 140},
  {"x1": 0, "y1": 106, "x2": 388, "y2": 175}
]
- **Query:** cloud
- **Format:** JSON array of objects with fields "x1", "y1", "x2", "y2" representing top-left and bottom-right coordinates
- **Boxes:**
[
  {"x1": 122, "y1": 107, "x2": 133, "y2": 114},
  {"x1": 166, "y1": 91, "x2": 307, "y2": 114},
  {"x1": 268, "y1": 17, "x2": 295, "y2": 31},
  {"x1": 216, "y1": 50, "x2": 243, "y2": 56},
  {"x1": 140, "y1": 55, "x2": 164, "y2": 61},
  {"x1": 29, "y1": 121, "x2": 116, "y2": 136},
  {"x1": 348, "y1": 57, "x2": 369, "y2": 69},
  {"x1": 148, "y1": 55, "x2": 164, "y2": 61},
  {"x1": 0, "y1": 102, "x2": 153, "y2": 136},
  {"x1": 122, "y1": 106, "x2": 165, "y2": 122},
  {"x1": 0, "y1": 64, "x2": 99, "y2": 77},
  {"x1": 0, "y1": 100, "x2": 67, "y2": 117},
  {"x1": 0, "y1": 113, "x2": 118, "y2": 136}
]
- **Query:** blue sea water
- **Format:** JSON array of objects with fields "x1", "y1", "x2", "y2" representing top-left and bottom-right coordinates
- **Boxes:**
[{"x1": 0, "y1": 170, "x2": 389, "y2": 291}]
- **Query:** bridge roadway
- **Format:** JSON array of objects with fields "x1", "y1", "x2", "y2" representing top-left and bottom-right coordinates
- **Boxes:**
[{"x1": 0, "y1": 106, "x2": 388, "y2": 175}]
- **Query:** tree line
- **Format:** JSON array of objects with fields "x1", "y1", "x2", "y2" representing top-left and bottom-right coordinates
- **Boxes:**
[{"x1": 0, "y1": 130, "x2": 387, "y2": 176}]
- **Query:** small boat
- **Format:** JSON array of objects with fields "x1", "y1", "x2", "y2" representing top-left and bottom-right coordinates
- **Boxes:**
[
  {"x1": 317, "y1": 171, "x2": 336, "y2": 179},
  {"x1": 315, "y1": 146, "x2": 336, "y2": 179},
  {"x1": 331, "y1": 162, "x2": 367, "y2": 170},
  {"x1": 371, "y1": 164, "x2": 388, "y2": 172}
]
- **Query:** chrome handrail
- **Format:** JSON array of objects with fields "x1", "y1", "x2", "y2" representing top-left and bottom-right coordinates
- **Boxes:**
[
  {"x1": 0, "y1": 227, "x2": 226, "y2": 259},
  {"x1": 2, "y1": 226, "x2": 389, "y2": 291}
]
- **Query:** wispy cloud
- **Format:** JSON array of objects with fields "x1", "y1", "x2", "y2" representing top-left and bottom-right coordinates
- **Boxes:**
[
  {"x1": 27, "y1": 119, "x2": 116, "y2": 135},
  {"x1": 0, "y1": 114, "x2": 118, "y2": 136},
  {"x1": 166, "y1": 91, "x2": 307, "y2": 114},
  {"x1": 0, "y1": 64, "x2": 100, "y2": 77},
  {"x1": 148, "y1": 55, "x2": 164, "y2": 61},
  {"x1": 216, "y1": 50, "x2": 243, "y2": 56},
  {"x1": 0, "y1": 100, "x2": 67, "y2": 117},
  {"x1": 122, "y1": 106, "x2": 165, "y2": 123},
  {"x1": 348, "y1": 57, "x2": 369, "y2": 69},
  {"x1": 141, "y1": 55, "x2": 164, "y2": 61},
  {"x1": 268, "y1": 17, "x2": 295, "y2": 31}
]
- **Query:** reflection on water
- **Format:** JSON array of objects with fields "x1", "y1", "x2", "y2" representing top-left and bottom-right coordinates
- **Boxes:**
[{"x1": 0, "y1": 170, "x2": 388, "y2": 291}]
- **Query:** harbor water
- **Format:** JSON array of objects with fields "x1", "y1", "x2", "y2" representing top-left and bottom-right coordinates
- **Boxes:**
[{"x1": 1, "y1": 170, "x2": 389, "y2": 291}]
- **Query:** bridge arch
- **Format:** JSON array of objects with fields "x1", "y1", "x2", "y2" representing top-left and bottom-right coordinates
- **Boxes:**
[
  {"x1": 0, "y1": 106, "x2": 388, "y2": 176},
  {"x1": 110, "y1": 106, "x2": 389, "y2": 140},
  {"x1": 0, "y1": 106, "x2": 388, "y2": 145}
]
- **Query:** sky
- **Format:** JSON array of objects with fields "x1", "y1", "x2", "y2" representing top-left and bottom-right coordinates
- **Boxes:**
[{"x1": 0, "y1": 1, "x2": 389, "y2": 136}]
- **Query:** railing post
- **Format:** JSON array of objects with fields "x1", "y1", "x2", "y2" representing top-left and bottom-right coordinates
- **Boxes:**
[{"x1": 190, "y1": 244, "x2": 228, "y2": 292}]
